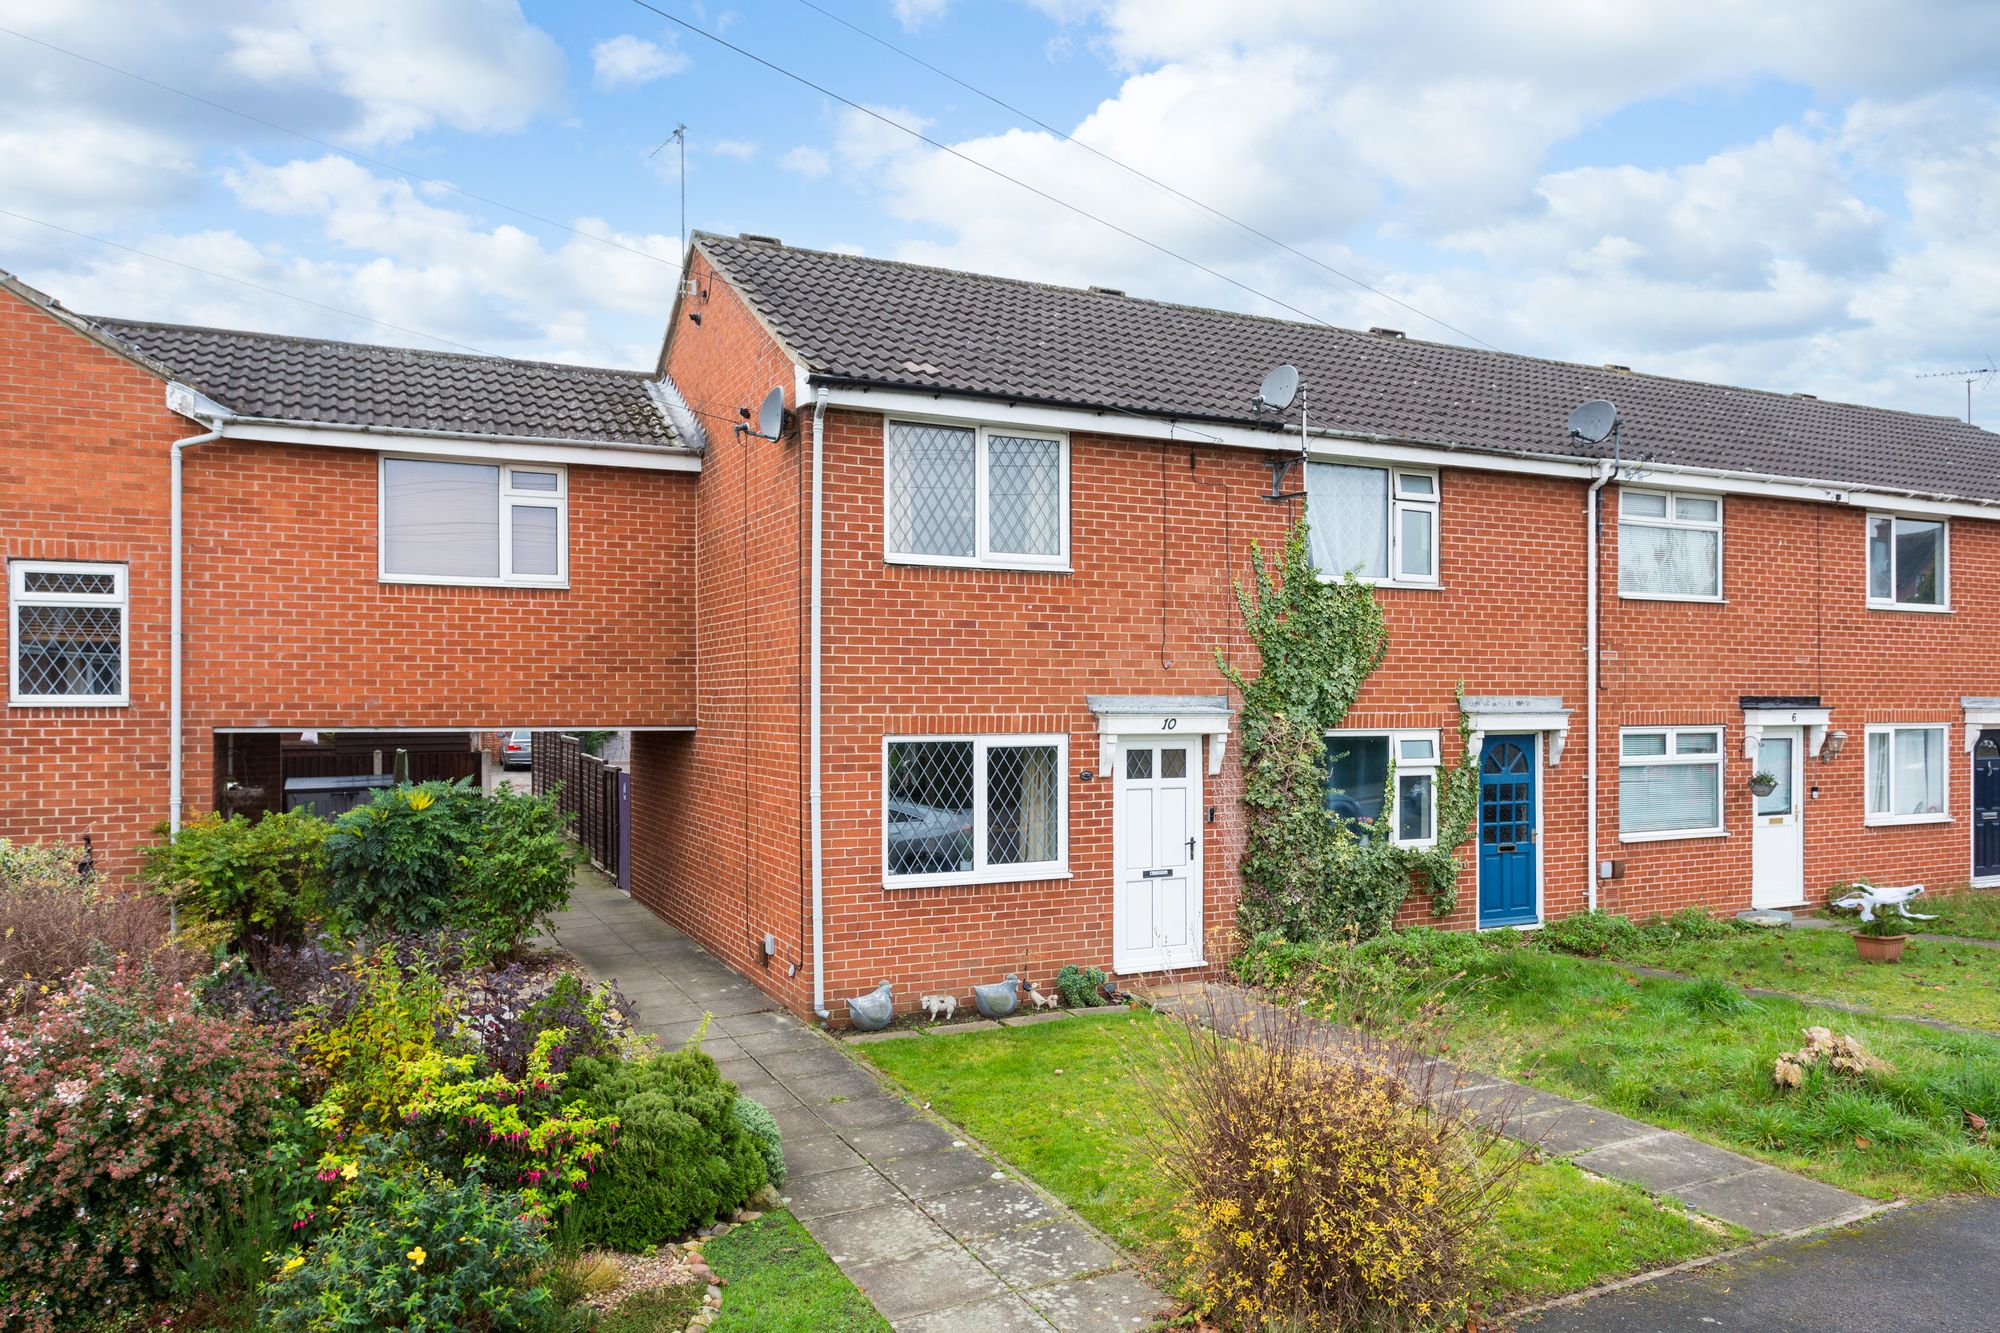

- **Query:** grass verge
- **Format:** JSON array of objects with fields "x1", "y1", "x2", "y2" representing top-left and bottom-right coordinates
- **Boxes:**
[
  {"x1": 1919, "y1": 889, "x2": 2000, "y2": 943},
  {"x1": 705, "y1": 1210, "x2": 890, "y2": 1333},
  {"x1": 859, "y1": 1010, "x2": 1736, "y2": 1309}
]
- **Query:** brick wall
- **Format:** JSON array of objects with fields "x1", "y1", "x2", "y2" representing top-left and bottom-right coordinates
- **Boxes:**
[{"x1": 1, "y1": 284, "x2": 698, "y2": 880}]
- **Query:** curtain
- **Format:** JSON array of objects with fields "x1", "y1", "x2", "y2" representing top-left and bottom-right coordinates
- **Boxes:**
[
  {"x1": 1867, "y1": 731, "x2": 1892, "y2": 813},
  {"x1": 1894, "y1": 728, "x2": 1945, "y2": 814},
  {"x1": 988, "y1": 435, "x2": 1061, "y2": 557},
  {"x1": 988, "y1": 744, "x2": 1057, "y2": 865},
  {"x1": 1620, "y1": 523, "x2": 1719, "y2": 597},
  {"x1": 1306, "y1": 463, "x2": 1388, "y2": 578}
]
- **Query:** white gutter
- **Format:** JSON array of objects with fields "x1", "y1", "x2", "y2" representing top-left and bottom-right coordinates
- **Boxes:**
[
  {"x1": 210, "y1": 418, "x2": 702, "y2": 473},
  {"x1": 809, "y1": 387, "x2": 830, "y2": 1021},
  {"x1": 166, "y1": 386, "x2": 228, "y2": 849},
  {"x1": 1585, "y1": 458, "x2": 1614, "y2": 912}
]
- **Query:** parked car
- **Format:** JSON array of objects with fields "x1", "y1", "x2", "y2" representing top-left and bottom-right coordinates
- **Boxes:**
[
  {"x1": 500, "y1": 730, "x2": 534, "y2": 769},
  {"x1": 886, "y1": 799, "x2": 973, "y2": 876}
]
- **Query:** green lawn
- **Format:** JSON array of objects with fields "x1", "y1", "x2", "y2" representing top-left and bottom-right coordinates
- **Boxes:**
[
  {"x1": 1602, "y1": 924, "x2": 2000, "y2": 1034},
  {"x1": 705, "y1": 1210, "x2": 889, "y2": 1333},
  {"x1": 859, "y1": 1010, "x2": 1737, "y2": 1309},
  {"x1": 1919, "y1": 889, "x2": 2000, "y2": 943},
  {"x1": 1400, "y1": 943, "x2": 2000, "y2": 1200}
]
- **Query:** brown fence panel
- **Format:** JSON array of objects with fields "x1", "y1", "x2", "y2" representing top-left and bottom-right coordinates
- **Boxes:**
[{"x1": 531, "y1": 733, "x2": 622, "y2": 876}]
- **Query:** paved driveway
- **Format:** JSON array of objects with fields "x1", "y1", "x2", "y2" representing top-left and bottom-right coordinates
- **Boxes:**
[{"x1": 1524, "y1": 1196, "x2": 2000, "y2": 1332}]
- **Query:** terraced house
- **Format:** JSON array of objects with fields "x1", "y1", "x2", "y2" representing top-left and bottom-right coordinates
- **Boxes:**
[{"x1": 5, "y1": 234, "x2": 1998, "y2": 1023}]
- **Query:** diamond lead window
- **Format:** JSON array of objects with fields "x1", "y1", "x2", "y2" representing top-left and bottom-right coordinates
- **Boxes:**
[{"x1": 10, "y1": 560, "x2": 128, "y2": 706}]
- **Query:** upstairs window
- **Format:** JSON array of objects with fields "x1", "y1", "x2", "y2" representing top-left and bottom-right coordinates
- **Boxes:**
[
  {"x1": 1867, "y1": 514, "x2": 1947, "y2": 609},
  {"x1": 9, "y1": 561, "x2": 128, "y2": 706},
  {"x1": 1323, "y1": 730, "x2": 1439, "y2": 845},
  {"x1": 1620, "y1": 489, "x2": 1722, "y2": 600},
  {"x1": 884, "y1": 420, "x2": 1068, "y2": 570},
  {"x1": 1865, "y1": 724, "x2": 1948, "y2": 824},
  {"x1": 1305, "y1": 463, "x2": 1439, "y2": 585},
  {"x1": 1618, "y1": 727, "x2": 1724, "y2": 839},
  {"x1": 380, "y1": 458, "x2": 567, "y2": 586}
]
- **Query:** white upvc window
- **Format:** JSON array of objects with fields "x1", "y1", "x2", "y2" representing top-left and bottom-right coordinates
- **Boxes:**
[
  {"x1": 1867, "y1": 513, "x2": 1948, "y2": 611},
  {"x1": 1305, "y1": 463, "x2": 1440, "y2": 586},
  {"x1": 379, "y1": 457, "x2": 568, "y2": 587},
  {"x1": 1619, "y1": 488, "x2": 1722, "y2": 601},
  {"x1": 1618, "y1": 727, "x2": 1725, "y2": 840},
  {"x1": 9, "y1": 560, "x2": 129, "y2": 706},
  {"x1": 1865, "y1": 724, "x2": 1950, "y2": 824},
  {"x1": 883, "y1": 734, "x2": 1069, "y2": 888},
  {"x1": 883, "y1": 419, "x2": 1069, "y2": 570},
  {"x1": 1322, "y1": 729, "x2": 1440, "y2": 846}
]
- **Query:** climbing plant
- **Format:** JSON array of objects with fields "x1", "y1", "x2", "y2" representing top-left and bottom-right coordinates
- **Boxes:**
[{"x1": 1217, "y1": 520, "x2": 1478, "y2": 942}]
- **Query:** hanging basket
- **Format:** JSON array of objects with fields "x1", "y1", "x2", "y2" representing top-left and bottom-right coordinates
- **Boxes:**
[{"x1": 1748, "y1": 774, "x2": 1779, "y2": 798}]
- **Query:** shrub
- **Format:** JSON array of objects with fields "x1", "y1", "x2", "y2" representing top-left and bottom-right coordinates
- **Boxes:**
[
  {"x1": 294, "y1": 944, "x2": 451, "y2": 1127},
  {"x1": 324, "y1": 781, "x2": 480, "y2": 934},
  {"x1": 1141, "y1": 995, "x2": 1524, "y2": 1331},
  {"x1": 1647, "y1": 906, "x2": 1735, "y2": 943},
  {"x1": 145, "y1": 809, "x2": 330, "y2": 969},
  {"x1": 458, "y1": 786, "x2": 575, "y2": 959},
  {"x1": 260, "y1": 1138, "x2": 560, "y2": 1333},
  {"x1": 0, "y1": 838, "x2": 186, "y2": 1014},
  {"x1": 1540, "y1": 909, "x2": 1643, "y2": 958},
  {"x1": 733, "y1": 1095, "x2": 785, "y2": 1188},
  {"x1": 566, "y1": 1047, "x2": 767, "y2": 1249},
  {"x1": 0, "y1": 962, "x2": 292, "y2": 1331},
  {"x1": 1054, "y1": 963, "x2": 1108, "y2": 1008},
  {"x1": 456, "y1": 965, "x2": 637, "y2": 1078}
]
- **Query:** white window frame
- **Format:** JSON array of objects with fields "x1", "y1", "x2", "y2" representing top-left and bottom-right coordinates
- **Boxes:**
[
  {"x1": 1306, "y1": 463, "x2": 1441, "y2": 588},
  {"x1": 882, "y1": 417, "x2": 1071, "y2": 572},
  {"x1": 882, "y1": 733, "x2": 1070, "y2": 889},
  {"x1": 1866, "y1": 512, "x2": 1950, "y2": 613},
  {"x1": 1618, "y1": 487, "x2": 1724, "y2": 603},
  {"x1": 377, "y1": 456, "x2": 569, "y2": 588},
  {"x1": 1864, "y1": 723, "x2": 1952, "y2": 826},
  {"x1": 9, "y1": 560, "x2": 130, "y2": 707},
  {"x1": 1323, "y1": 728, "x2": 1440, "y2": 847},
  {"x1": 1616, "y1": 726, "x2": 1726, "y2": 842}
]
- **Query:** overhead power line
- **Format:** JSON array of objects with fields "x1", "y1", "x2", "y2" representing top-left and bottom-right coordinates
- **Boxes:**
[
  {"x1": 624, "y1": 0, "x2": 1392, "y2": 336},
  {"x1": 789, "y1": 0, "x2": 1495, "y2": 350},
  {"x1": 0, "y1": 25, "x2": 681, "y2": 272}
]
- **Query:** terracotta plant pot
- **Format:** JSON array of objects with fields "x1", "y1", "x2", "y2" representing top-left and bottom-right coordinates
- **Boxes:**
[{"x1": 1854, "y1": 932, "x2": 1908, "y2": 964}]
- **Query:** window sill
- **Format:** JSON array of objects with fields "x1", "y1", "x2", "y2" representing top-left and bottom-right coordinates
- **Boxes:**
[
  {"x1": 1864, "y1": 813, "x2": 1951, "y2": 827},
  {"x1": 1315, "y1": 575, "x2": 1441, "y2": 591},
  {"x1": 380, "y1": 575, "x2": 570, "y2": 590},
  {"x1": 1619, "y1": 828, "x2": 1728, "y2": 844},
  {"x1": 884, "y1": 869, "x2": 1072, "y2": 891},
  {"x1": 884, "y1": 554, "x2": 1071, "y2": 575},
  {"x1": 1618, "y1": 592, "x2": 1725, "y2": 604},
  {"x1": 1865, "y1": 600, "x2": 1952, "y2": 614},
  {"x1": 9, "y1": 697, "x2": 129, "y2": 709}
]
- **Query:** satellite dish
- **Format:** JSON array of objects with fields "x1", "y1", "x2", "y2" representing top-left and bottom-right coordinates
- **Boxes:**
[
  {"x1": 1567, "y1": 399, "x2": 1619, "y2": 445},
  {"x1": 757, "y1": 387, "x2": 785, "y2": 440},
  {"x1": 1258, "y1": 364, "x2": 1300, "y2": 412}
]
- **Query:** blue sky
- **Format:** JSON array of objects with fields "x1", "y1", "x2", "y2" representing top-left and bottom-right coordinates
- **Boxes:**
[{"x1": 2, "y1": 1, "x2": 1997, "y2": 418}]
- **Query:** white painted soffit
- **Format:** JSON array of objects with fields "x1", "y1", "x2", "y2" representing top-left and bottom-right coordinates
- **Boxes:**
[
  {"x1": 1741, "y1": 703, "x2": 1834, "y2": 760},
  {"x1": 1087, "y1": 694, "x2": 1232, "y2": 776},
  {"x1": 1464, "y1": 695, "x2": 1571, "y2": 766},
  {"x1": 1962, "y1": 698, "x2": 2000, "y2": 750}
]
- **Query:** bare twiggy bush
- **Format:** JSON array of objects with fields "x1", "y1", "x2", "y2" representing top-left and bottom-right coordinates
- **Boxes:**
[{"x1": 0, "y1": 839, "x2": 200, "y2": 1013}]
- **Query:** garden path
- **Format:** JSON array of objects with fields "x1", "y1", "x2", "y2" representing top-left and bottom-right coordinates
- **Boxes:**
[
  {"x1": 545, "y1": 868, "x2": 1176, "y2": 1333},
  {"x1": 1132, "y1": 980, "x2": 1884, "y2": 1238}
]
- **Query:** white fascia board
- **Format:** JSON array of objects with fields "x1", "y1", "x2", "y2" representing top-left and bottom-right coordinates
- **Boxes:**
[
  {"x1": 212, "y1": 724, "x2": 696, "y2": 733},
  {"x1": 216, "y1": 420, "x2": 702, "y2": 473},
  {"x1": 816, "y1": 384, "x2": 2000, "y2": 522}
]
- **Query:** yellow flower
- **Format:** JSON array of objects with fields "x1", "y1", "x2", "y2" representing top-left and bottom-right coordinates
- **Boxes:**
[
  {"x1": 279, "y1": 1255, "x2": 305, "y2": 1275},
  {"x1": 340, "y1": 1161, "x2": 359, "y2": 1180},
  {"x1": 407, "y1": 1246, "x2": 427, "y2": 1268},
  {"x1": 406, "y1": 789, "x2": 435, "y2": 811}
]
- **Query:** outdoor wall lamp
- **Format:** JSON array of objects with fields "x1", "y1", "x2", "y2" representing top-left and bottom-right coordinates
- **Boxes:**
[{"x1": 1821, "y1": 730, "x2": 1848, "y2": 763}]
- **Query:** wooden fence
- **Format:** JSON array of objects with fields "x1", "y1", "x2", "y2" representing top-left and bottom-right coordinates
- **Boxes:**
[{"x1": 531, "y1": 732, "x2": 629, "y2": 886}]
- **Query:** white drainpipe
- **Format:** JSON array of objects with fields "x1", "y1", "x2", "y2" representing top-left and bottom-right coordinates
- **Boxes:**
[
  {"x1": 1585, "y1": 458, "x2": 1614, "y2": 912},
  {"x1": 809, "y1": 387, "x2": 830, "y2": 1020},
  {"x1": 169, "y1": 407, "x2": 226, "y2": 844}
]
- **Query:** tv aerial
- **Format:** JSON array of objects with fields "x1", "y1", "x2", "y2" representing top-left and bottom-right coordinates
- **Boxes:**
[
  {"x1": 736, "y1": 386, "x2": 786, "y2": 441},
  {"x1": 1915, "y1": 356, "x2": 1995, "y2": 425},
  {"x1": 1255, "y1": 364, "x2": 1309, "y2": 501}
]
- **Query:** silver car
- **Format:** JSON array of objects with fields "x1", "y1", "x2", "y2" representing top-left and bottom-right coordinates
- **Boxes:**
[{"x1": 500, "y1": 730, "x2": 534, "y2": 769}]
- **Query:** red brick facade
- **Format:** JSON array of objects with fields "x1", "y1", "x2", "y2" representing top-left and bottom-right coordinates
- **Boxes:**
[{"x1": 1, "y1": 284, "x2": 697, "y2": 879}]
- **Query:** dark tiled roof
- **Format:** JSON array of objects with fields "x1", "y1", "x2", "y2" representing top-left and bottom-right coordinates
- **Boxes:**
[
  {"x1": 89, "y1": 317, "x2": 684, "y2": 448},
  {"x1": 696, "y1": 232, "x2": 2000, "y2": 503}
]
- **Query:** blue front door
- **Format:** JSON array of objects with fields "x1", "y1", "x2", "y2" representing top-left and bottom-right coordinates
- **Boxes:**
[{"x1": 1478, "y1": 735, "x2": 1538, "y2": 927}]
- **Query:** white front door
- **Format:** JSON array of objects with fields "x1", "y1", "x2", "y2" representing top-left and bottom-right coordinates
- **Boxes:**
[
  {"x1": 1113, "y1": 738, "x2": 1203, "y2": 973},
  {"x1": 1751, "y1": 726, "x2": 1806, "y2": 909}
]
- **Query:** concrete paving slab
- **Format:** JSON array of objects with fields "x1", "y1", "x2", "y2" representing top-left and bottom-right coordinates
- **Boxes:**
[
  {"x1": 782, "y1": 1163, "x2": 906, "y2": 1221},
  {"x1": 924, "y1": 1019, "x2": 1002, "y2": 1033},
  {"x1": 1674, "y1": 1167, "x2": 1876, "y2": 1235},
  {"x1": 726, "y1": 1023, "x2": 829, "y2": 1054},
  {"x1": 708, "y1": 1008, "x2": 814, "y2": 1039},
  {"x1": 785, "y1": 1067, "x2": 890, "y2": 1105},
  {"x1": 967, "y1": 1220, "x2": 1121, "y2": 1291},
  {"x1": 874, "y1": 1147, "x2": 1006, "y2": 1199},
  {"x1": 1521, "y1": 1104, "x2": 1660, "y2": 1155},
  {"x1": 998, "y1": 1011, "x2": 1071, "y2": 1027},
  {"x1": 1572, "y1": 1134, "x2": 1755, "y2": 1193},
  {"x1": 781, "y1": 1132, "x2": 868, "y2": 1180},
  {"x1": 841, "y1": 1116, "x2": 963, "y2": 1162},
  {"x1": 1027, "y1": 1268, "x2": 1176, "y2": 1333},
  {"x1": 845, "y1": 1244, "x2": 1011, "y2": 1321},
  {"x1": 816, "y1": 1094, "x2": 921, "y2": 1132},
  {"x1": 808, "y1": 1200, "x2": 960, "y2": 1266},
  {"x1": 724, "y1": 1078, "x2": 804, "y2": 1112},
  {"x1": 766, "y1": 1101, "x2": 838, "y2": 1144},
  {"x1": 892, "y1": 1291, "x2": 1054, "y2": 1333},
  {"x1": 918, "y1": 1180, "x2": 1058, "y2": 1240},
  {"x1": 846, "y1": 1029, "x2": 923, "y2": 1043},
  {"x1": 759, "y1": 1045, "x2": 861, "y2": 1079}
]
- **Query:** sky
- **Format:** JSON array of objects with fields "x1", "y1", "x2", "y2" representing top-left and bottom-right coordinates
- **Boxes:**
[{"x1": 2, "y1": 0, "x2": 1998, "y2": 421}]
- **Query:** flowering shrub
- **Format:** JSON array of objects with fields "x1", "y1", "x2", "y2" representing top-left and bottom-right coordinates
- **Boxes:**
[
  {"x1": 456, "y1": 966, "x2": 636, "y2": 1078},
  {"x1": 294, "y1": 944, "x2": 449, "y2": 1127},
  {"x1": 0, "y1": 838, "x2": 186, "y2": 1014},
  {"x1": 0, "y1": 963, "x2": 292, "y2": 1331},
  {"x1": 565, "y1": 1048, "x2": 768, "y2": 1250},
  {"x1": 144, "y1": 809, "x2": 330, "y2": 969},
  {"x1": 1143, "y1": 993, "x2": 1524, "y2": 1331},
  {"x1": 324, "y1": 782, "x2": 481, "y2": 934},
  {"x1": 261, "y1": 1137, "x2": 559, "y2": 1333}
]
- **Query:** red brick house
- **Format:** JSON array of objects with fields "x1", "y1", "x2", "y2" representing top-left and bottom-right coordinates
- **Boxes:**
[{"x1": 7, "y1": 234, "x2": 1999, "y2": 1025}]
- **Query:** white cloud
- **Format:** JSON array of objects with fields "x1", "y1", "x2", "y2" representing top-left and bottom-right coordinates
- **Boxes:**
[
  {"x1": 892, "y1": 0, "x2": 950, "y2": 31},
  {"x1": 591, "y1": 34, "x2": 690, "y2": 88},
  {"x1": 780, "y1": 146, "x2": 832, "y2": 178},
  {"x1": 709, "y1": 139, "x2": 759, "y2": 160}
]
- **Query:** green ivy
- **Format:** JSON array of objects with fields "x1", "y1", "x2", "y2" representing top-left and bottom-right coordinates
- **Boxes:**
[{"x1": 1217, "y1": 520, "x2": 1478, "y2": 942}]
